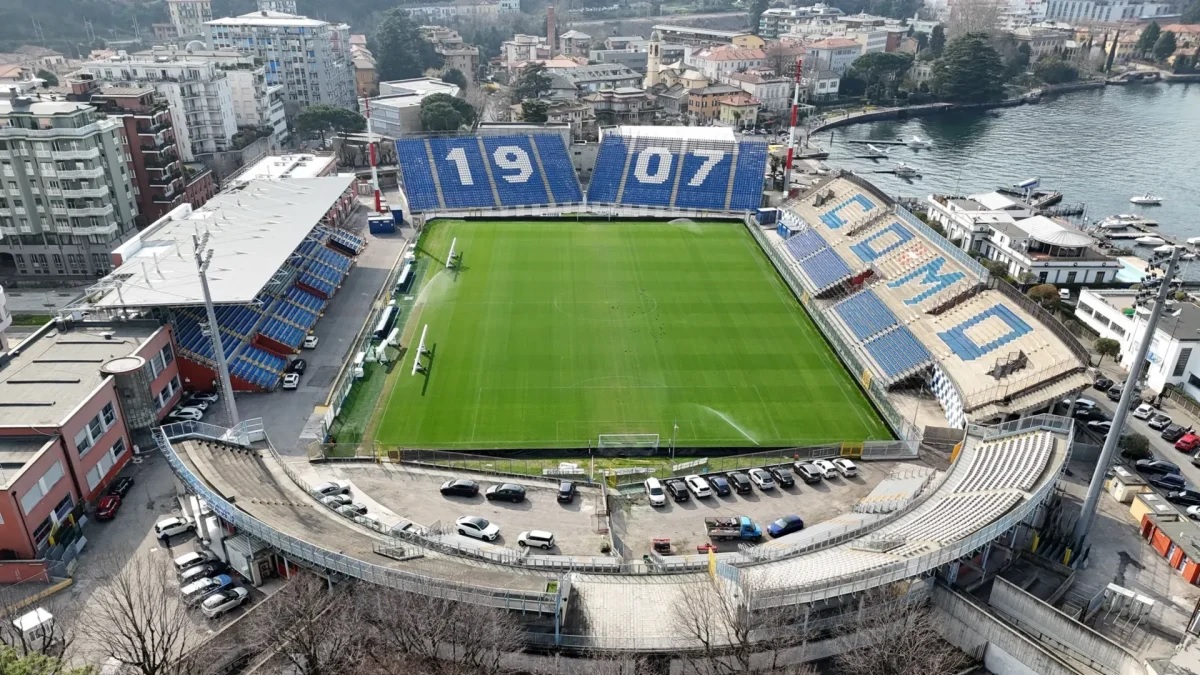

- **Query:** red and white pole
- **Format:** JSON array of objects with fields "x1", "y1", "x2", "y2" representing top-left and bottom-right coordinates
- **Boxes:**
[
  {"x1": 364, "y1": 98, "x2": 383, "y2": 213},
  {"x1": 781, "y1": 57, "x2": 804, "y2": 196}
]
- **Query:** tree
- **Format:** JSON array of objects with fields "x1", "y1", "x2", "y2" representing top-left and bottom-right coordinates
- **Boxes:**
[
  {"x1": 1184, "y1": 0, "x2": 1200, "y2": 23},
  {"x1": 1136, "y1": 21, "x2": 1161, "y2": 56},
  {"x1": 945, "y1": 0, "x2": 1002, "y2": 39},
  {"x1": 372, "y1": 8, "x2": 440, "y2": 81},
  {"x1": 1094, "y1": 337, "x2": 1121, "y2": 366},
  {"x1": 764, "y1": 42, "x2": 797, "y2": 76},
  {"x1": 419, "y1": 93, "x2": 476, "y2": 131},
  {"x1": 511, "y1": 63, "x2": 552, "y2": 103},
  {"x1": 520, "y1": 99, "x2": 549, "y2": 124},
  {"x1": 749, "y1": 0, "x2": 770, "y2": 35},
  {"x1": 35, "y1": 70, "x2": 57, "y2": 88},
  {"x1": 255, "y1": 574, "x2": 367, "y2": 675},
  {"x1": 1153, "y1": 31, "x2": 1177, "y2": 61},
  {"x1": 0, "y1": 647, "x2": 88, "y2": 675},
  {"x1": 834, "y1": 584, "x2": 972, "y2": 675},
  {"x1": 851, "y1": 52, "x2": 914, "y2": 99},
  {"x1": 933, "y1": 32, "x2": 1006, "y2": 102},
  {"x1": 1010, "y1": 42, "x2": 1032, "y2": 76},
  {"x1": 1033, "y1": 55, "x2": 1079, "y2": 84},
  {"x1": 1120, "y1": 432, "x2": 1151, "y2": 460},
  {"x1": 928, "y1": 25, "x2": 946, "y2": 56},
  {"x1": 441, "y1": 68, "x2": 469, "y2": 90},
  {"x1": 1027, "y1": 283, "x2": 1061, "y2": 309},
  {"x1": 294, "y1": 104, "x2": 366, "y2": 141}
]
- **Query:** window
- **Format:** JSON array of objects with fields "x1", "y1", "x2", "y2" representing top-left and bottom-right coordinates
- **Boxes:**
[
  {"x1": 74, "y1": 427, "x2": 93, "y2": 456},
  {"x1": 20, "y1": 460, "x2": 65, "y2": 515},
  {"x1": 1174, "y1": 348, "x2": 1192, "y2": 378},
  {"x1": 150, "y1": 352, "x2": 165, "y2": 377},
  {"x1": 111, "y1": 437, "x2": 127, "y2": 459},
  {"x1": 162, "y1": 343, "x2": 174, "y2": 366},
  {"x1": 1094, "y1": 271, "x2": 1104, "y2": 284},
  {"x1": 101, "y1": 402, "x2": 116, "y2": 429},
  {"x1": 1066, "y1": 271, "x2": 1077, "y2": 284}
]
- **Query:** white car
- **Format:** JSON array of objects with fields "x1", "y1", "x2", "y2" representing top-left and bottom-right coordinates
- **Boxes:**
[
  {"x1": 1187, "y1": 505, "x2": 1200, "y2": 520},
  {"x1": 201, "y1": 587, "x2": 249, "y2": 619},
  {"x1": 684, "y1": 474, "x2": 713, "y2": 498},
  {"x1": 812, "y1": 460, "x2": 839, "y2": 479},
  {"x1": 155, "y1": 516, "x2": 193, "y2": 540},
  {"x1": 303, "y1": 334, "x2": 319, "y2": 349},
  {"x1": 180, "y1": 400, "x2": 209, "y2": 411},
  {"x1": 172, "y1": 549, "x2": 218, "y2": 571},
  {"x1": 456, "y1": 516, "x2": 500, "y2": 541},
  {"x1": 1065, "y1": 397, "x2": 1098, "y2": 410},
  {"x1": 748, "y1": 467, "x2": 776, "y2": 490},
  {"x1": 167, "y1": 408, "x2": 203, "y2": 422},
  {"x1": 282, "y1": 373, "x2": 300, "y2": 390},
  {"x1": 517, "y1": 530, "x2": 555, "y2": 549},
  {"x1": 832, "y1": 458, "x2": 859, "y2": 477},
  {"x1": 644, "y1": 478, "x2": 667, "y2": 507},
  {"x1": 187, "y1": 391, "x2": 220, "y2": 404},
  {"x1": 320, "y1": 494, "x2": 352, "y2": 507},
  {"x1": 313, "y1": 481, "x2": 349, "y2": 497},
  {"x1": 1133, "y1": 403, "x2": 1155, "y2": 420}
]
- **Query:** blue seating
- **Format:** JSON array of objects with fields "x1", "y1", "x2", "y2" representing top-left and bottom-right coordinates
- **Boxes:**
[
  {"x1": 616, "y1": 138, "x2": 676, "y2": 208},
  {"x1": 287, "y1": 286, "x2": 325, "y2": 313},
  {"x1": 586, "y1": 135, "x2": 626, "y2": 204},
  {"x1": 938, "y1": 304, "x2": 1034, "y2": 361},
  {"x1": 797, "y1": 249, "x2": 853, "y2": 292},
  {"x1": 317, "y1": 226, "x2": 366, "y2": 255},
  {"x1": 674, "y1": 145, "x2": 734, "y2": 210},
  {"x1": 849, "y1": 221, "x2": 914, "y2": 263},
  {"x1": 819, "y1": 194, "x2": 876, "y2": 229},
  {"x1": 298, "y1": 272, "x2": 335, "y2": 298},
  {"x1": 864, "y1": 327, "x2": 932, "y2": 378},
  {"x1": 395, "y1": 134, "x2": 585, "y2": 212},
  {"x1": 783, "y1": 228, "x2": 829, "y2": 262},
  {"x1": 887, "y1": 257, "x2": 966, "y2": 305},
  {"x1": 833, "y1": 291, "x2": 898, "y2": 341},
  {"x1": 261, "y1": 318, "x2": 305, "y2": 349},
  {"x1": 729, "y1": 142, "x2": 768, "y2": 211}
]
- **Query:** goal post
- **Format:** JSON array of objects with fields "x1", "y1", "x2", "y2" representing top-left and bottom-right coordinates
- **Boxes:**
[
  {"x1": 445, "y1": 237, "x2": 458, "y2": 269},
  {"x1": 596, "y1": 433, "x2": 660, "y2": 457}
]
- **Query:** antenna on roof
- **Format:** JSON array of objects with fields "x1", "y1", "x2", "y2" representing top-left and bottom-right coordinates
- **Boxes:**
[{"x1": 141, "y1": 262, "x2": 152, "y2": 287}]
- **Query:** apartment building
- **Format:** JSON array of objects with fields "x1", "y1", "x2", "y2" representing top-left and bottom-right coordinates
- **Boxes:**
[
  {"x1": 0, "y1": 322, "x2": 180, "y2": 574},
  {"x1": 688, "y1": 45, "x2": 767, "y2": 81},
  {"x1": 80, "y1": 55, "x2": 238, "y2": 162},
  {"x1": 1042, "y1": 0, "x2": 1174, "y2": 22},
  {"x1": 547, "y1": 63, "x2": 642, "y2": 94},
  {"x1": 419, "y1": 27, "x2": 480, "y2": 84},
  {"x1": 167, "y1": 0, "x2": 213, "y2": 38},
  {"x1": 723, "y1": 71, "x2": 790, "y2": 113},
  {"x1": 805, "y1": 37, "x2": 863, "y2": 74},
  {"x1": 368, "y1": 78, "x2": 461, "y2": 138},
  {"x1": 758, "y1": 4, "x2": 845, "y2": 38},
  {"x1": 688, "y1": 83, "x2": 742, "y2": 123},
  {"x1": 205, "y1": 11, "x2": 358, "y2": 113},
  {"x1": 0, "y1": 96, "x2": 138, "y2": 279}
]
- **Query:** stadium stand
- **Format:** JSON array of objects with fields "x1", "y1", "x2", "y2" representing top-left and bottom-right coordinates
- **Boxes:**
[
  {"x1": 862, "y1": 328, "x2": 933, "y2": 380},
  {"x1": 395, "y1": 134, "x2": 583, "y2": 212},
  {"x1": 778, "y1": 227, "x2": 854, "y2": 294},
  {"x1": 832, "y1": 291, "x2": 898, "y2": 341},
  {"x1": 586, "y1": 130, "x2": 768, "y2": 212}
]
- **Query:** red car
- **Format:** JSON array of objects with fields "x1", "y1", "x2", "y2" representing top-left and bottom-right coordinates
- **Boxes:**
[
  {"x1": 96, "y1": 495, "x2": 121, "y2": 521},
  {"x1": 1176, "y1": 433, "x2": 1200, "y2": 452}
]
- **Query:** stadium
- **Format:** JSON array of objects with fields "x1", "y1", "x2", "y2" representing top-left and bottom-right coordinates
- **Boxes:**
[{"x1": 137, "y1": 126, "x2": 1087, "y2": 663}]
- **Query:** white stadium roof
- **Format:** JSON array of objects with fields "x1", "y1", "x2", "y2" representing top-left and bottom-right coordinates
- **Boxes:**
[
  {"x1": 92, "y1": 176, "x2": 355, "y2": 309},
  {"x1": 611, "y1": 125, "x2": 737, "y2": 143}
]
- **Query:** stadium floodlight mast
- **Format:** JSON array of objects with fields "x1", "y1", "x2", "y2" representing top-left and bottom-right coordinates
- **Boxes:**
[
  {"x1": 193, "y1": 233, "x2": 240, "y2": 427},
  {"x1": 1075, "y1": 245, "x2": 1181, "y2": 545}
]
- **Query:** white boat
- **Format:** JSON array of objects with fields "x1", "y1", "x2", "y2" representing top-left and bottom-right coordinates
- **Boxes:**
[
  {"x1": 1130, "y1": 194, "x2": 1162, "y2": 205},
  {"x1": 906, "y1": 136, "x2": 932, "y2": 149},
  {"x1": 1187, "y1": 236, "x2": 1200, "y2": 245},
  {"x1": 893, "y1": 162, "x2": 921, "y2": 177},
  {"x1": 1099, "y1": 214, "x2": 1158, "y2": 229},
  {"x1": 1135, "y1": 236, "x2": 1166, "y2": 246},
  {"x1": 1154, "y1": 244, "x2": 1176, "y2": 253},
  {"x1": 864, "y1": 143, "x2": 892, "y2": 159}
]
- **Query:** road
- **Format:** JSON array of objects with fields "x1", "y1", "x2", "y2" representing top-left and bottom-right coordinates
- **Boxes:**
[{"x1": 1082, "y1": 391, "x2": 1200, "y2": 490}]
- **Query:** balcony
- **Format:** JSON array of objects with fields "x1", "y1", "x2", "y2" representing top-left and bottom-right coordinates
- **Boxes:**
[
  {"x1": 149, "y1": 171, "x2": 182, "y2": 187},
  {"x1": 60, "y1": 186, "x2": 110, "y2": 199},
  {"x1": 52, "y1": 148, "x2": 101, "y2": 161},
  {"x1": 66, "y1": 204, "x2": 115, "y2": 218},
  {"x1": 140, "y1": 134, "x2": 173, "y2": 152},
  {"x1": 144, "y1": 155, "x2": 179, "y2": 170},
  {"x1": 138, "y1": 120, "x2": 172, "y2": 136},
  {"x1": 57, "y1": 167, "x2": 105, "y2": 180}
]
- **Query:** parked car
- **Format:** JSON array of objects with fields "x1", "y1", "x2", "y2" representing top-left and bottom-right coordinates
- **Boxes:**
[
  {"x1": 832, "y1": 458, "x2": 859, "y2": 477},
  {"x1": 812, "y1": 459, "x2": 839, "y2": 479},
  {"x1": 182, "y1": 574, "x2": 235, "y2": 605},
  {"x1": 201, "y1": 587, "x2": 249, "y2": 619},
  {"x1": 727, "y1": 472, "x2": 753, "y2": 493},
  {"x1": 1074, "y1": 408, "x2": 1109, "y2": 423},
  {"x1": 286, "y1": 359, "x2": 308, "y2": 374},
  {"x1": 186, "y1": 391, "x2": 220, "y2": 404},
  {"x1": 1167, "y1": 490, "x2": 1200, "y2": 506},
  {"x1": 1087, "y1": 421, "x2": 1113, "y2": 434},
  {"x1": 456, "y1": 516, "x2": 500, "y2": 541},
  {"x1": 107, "y1": 476, "x2": 135, "y2": 498},
  {"x1": 748, "y1": 468, "x2": 776, "y2": 490},
  {"x1": 303, "y1": 334, "x2": 319, "y2": 349},
  {"x1": 644, "y1": 478, "x2": 667, "y2": 507},
  {"x1": 1177, "y1": 433, "x2": 1200, "y2": 452},
  {"x1": 706, "y1": 475, "x2": 731, "y2": 496},
  {"x1": 281, "y1": 373, "x2": 300, "y2": 390},
  {"x1": 767, "y1": 515, "x2": 806, "y2": 538},
  {"x1": 1188, "y1": 505, "x2": 1200, "y2": 520},
  {"x1": 314, "y1": 481, "x2": 349, "y2": 496},
  {"x1": 557, "y1": 481, "x2": 577, "y2": 504},
  {"x1": 172, "y1": 550, "x2": 218, "y2": 571},
  {"x1": 1093, "y1": 377, "x2": 1114, "y2": 392},
  {"x1": 1067, "y1": 397, "x2": 1098, "y2": 410},
  {"x1": 1133, "y1": 403, "x2": 1155, "y2": 420},
  {"x1": 517, "y1": 530, "x2": 555, "y2": 549},
  {"x1": 336, "y1": 503, "x2": 368, "y2": 517},
  {"x1": 1149, "y1": 473, "x2": 1187, "y2": 491},
  {"x1": 1136, "y1": 459, "x2": 1181, "y2": 475},
  {"x1": 155, "y1": 517, "x2": 193, "y2": 540},
  {"x1": 793, "y1": 462, "x2": 823, "y2": 483},
  {"x1": 1108, "y1": 384, "x2": 1139, "y2": 402},
  {"x1": 96, "y1": 495, "x2": 121, "y2": 521},
  {"x1": 1149, "y1": 413, "x2": 1173, "y2": 431},
  {"x1": 439, "y1": 479, "x2": 479, "y2": 498},
  {"x1": 179, "y1": 563, "x2": 228, "y2": 585},
  {"x1": 684, "y1": 475, "x2": 713, "y2": 498},
  {"x1": 768, "y1": 466, "x2": 795, "y2": 488},
  {"x1": 664, "y1": 478, "x2": 690, "y2": 502},
  {"x1": 485, "y1": 484, "x2": 527, "y2": 503},
  {"x1": 1162, "y1": 425, "x2": 1189, "y2": 442},
  {"x1": 166, "y1": 408, "x2": 203, "y2": 422},
  {"x1": 180, "y1": 399, "x2": 209, "y2": 411},
  {"x1": 321, "y1": 494, "x2": 353, "y2": 508}
]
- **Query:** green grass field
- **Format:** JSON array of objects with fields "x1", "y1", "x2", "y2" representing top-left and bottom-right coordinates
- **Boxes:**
[{"x1": 374, "y1": 220, "x2": 890, "y2": 449}]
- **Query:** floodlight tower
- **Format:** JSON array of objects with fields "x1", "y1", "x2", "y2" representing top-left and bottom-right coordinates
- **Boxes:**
[
  {"x1": 364, "y1": 98, "x2": 383, "y2": 214},
  {"x1": 781, "y1": 57, "x2": 804, "y2": 193},
  {"x1": 194, "y1": 233, "x2": 240, "y2": 427}
]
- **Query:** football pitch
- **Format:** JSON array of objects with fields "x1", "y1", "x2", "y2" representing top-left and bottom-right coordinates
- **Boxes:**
[{"x1": 375, "y1": 219, "x2": 890, "y2": 449}]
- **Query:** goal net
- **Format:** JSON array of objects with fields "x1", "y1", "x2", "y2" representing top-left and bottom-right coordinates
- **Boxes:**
[{"x1": 596, "y1": 434, "x2": 660, "y2": 457}]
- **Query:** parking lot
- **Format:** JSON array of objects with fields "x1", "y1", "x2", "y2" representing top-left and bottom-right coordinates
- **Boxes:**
[
  {"x1": 313, "y1": 463, "x2": 609, "y2": 556},
  {"x1": 615, "y1": 461, "x2": 903, "y2": 557}
]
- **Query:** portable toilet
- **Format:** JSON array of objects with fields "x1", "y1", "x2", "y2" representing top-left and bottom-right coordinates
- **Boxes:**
[
  {"x1": 368, "y1": 214, "x2": 396, "y2": 235},
  {"x1": 389, "y1": 205, "x2": 404, "y2": 227}
]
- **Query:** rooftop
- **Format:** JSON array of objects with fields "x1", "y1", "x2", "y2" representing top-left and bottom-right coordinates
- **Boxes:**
[
  {"x1": 0, "y1": 438, "x2": 58, "y2": 489},
  {"x1": 92, "y1": 176, "x2": 356, "y2": 309},
  {"x1": 654, "y1": 24, "x2": 748, "y2": 38},
  {"x1": 378, "y1": 77, "x2": 460, "y2": 98},
  {"x1": 206, "y1": 10, "x2": 329, "y2": 28},
  {"x1": 560, "y1": 30, "x2": 591, "y2": 40},
  {"x1": 0, "y1": 323, "x2": 164, "y2": 428},
  {"x1": 972, "y1": 190, "x2": 1027, "y2": 211},
  {"x1": 1011, "y1": 214, "x2": 1094, "y2": 248},
  {"x1": 809, "y1": 37, "x2": 861, "y2": 49},
  {"x1": 226, "y1": 154, "x2": 337, "y2": 187},
  {"x1": 96, "y1": 85, "x2": 157, "y2": 98},
  {"x1": 692, "y1": 45, "x2": 767, "y2": 61}
]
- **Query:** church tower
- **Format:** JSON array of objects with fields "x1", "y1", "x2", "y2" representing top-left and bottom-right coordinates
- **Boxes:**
[{"x1": 644, "y1": 30, "x2": 662, "y2": 89}]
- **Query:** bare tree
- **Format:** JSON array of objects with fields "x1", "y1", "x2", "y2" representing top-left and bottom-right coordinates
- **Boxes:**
[
  {"x1": 80, "y1": 553, "x2": 198, "y2": 675},
  {"x1": 834, "y1": 584, "x2": 973, "y2": 675},
  {"x1": 253, "y1": 574, "x2": 368, "y2": 675},
  {"x1": 0, "y1": 582, "x2": 78, "y2": 662},
  {"x1": 945, "y1": 0, "x2": 1004, "y2": 39},
  {"x1": 671, "y1": 579, "x2": 816, "y2": 675},
  {"x1": 764, "y1": 42, "x2": 798, "y2": 77}
]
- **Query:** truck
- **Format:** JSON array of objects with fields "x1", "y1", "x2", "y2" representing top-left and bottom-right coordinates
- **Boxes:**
[{"x1": 704, "y1": 516, "x2": 762, "y2": 542}]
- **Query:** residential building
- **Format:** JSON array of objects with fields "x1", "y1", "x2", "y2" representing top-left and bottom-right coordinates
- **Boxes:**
[
  {"x1": 586, "y1": 88, "x2": 657, "y2": 126},
  {"x1": 656, "y1": 84, "x2": 689, "y2": 118},
  {"x1": 88, "y1": 87, "x2": 187, "y2": 227},
  {"x1": 605, "y1": 37, "x2": 647, "y2": 51},
  {"x1": 805, "y1": 37, "x2": 863, "y2": 74},
  {"x1": 502, "y1": 35, "x2": 552, "y2": 70},
  {"x1": 0, "y1": 96, "x2": 138, "y2": 279},
  {"x1": 167, "y1": 0, "x2": 213, "y2": 38},
  {"x1": 543, "y1": 99, "x2": 595, "y2": 140},
  {"x1": 547, "y1": 63, "x2": 642, "y2": 94},
  {"x1": 718, "y1": 91, "x2": 760, "y2": 127},
  {"x1": 1161, "y1": 24, "x2": 1200, "y2": 49},
  {"x1": 1075, "y1": 290, "x2": 1200, "y2": 397},
  {"x1": 367, "y1": 78, "x2": 461, "y2": 138},
  {"x1": 1011, "y1": 26, "x2": 1075, "y2": 59},
  {"x1": 420, "y1": 27, "x2": 480, "y2": 84},
  {"x1": 257, "y1": 0, "x2": 297, "y2": 11},
  {"x1": 762, "y1": 39, "x2": 806, "y2": 76},
  {"x1": 853, "y1": 29, "x2": 891, "y2": 54},
  {"x1": 653, "y1": 25, "x2": 765, "y2": 48},
  {"x1": 183, "y1": 164, "x2": 217, "y2": 207},
  {"x1": 0, "y1": 321, "x2": 181, "y2": 570},
  {"x1": 688, "y1": 45, "x2": 767, "y2": 81},
  {"x1": 560, "y1": 30, "x2": 592, "y2": 57},
  {"x1": 205, "y1": 11, "x2": 358, "y2": 113},
  {"x1": 723, "y1": 71, "x2": 791, "y2": 112},
  {"x1": 402, "y1": 0, "x2": 513, "y2": 20},
  {"x1": 926, "y1": 190, "x2": 1036, "y2": 251},
  {"x1": 1043, "y1": 0, "x2": 1174, "y2": 22},
  {"x1": 79, "y1": 55, "x2": 239, "y2": 161},
  {"x1": 759, "y1": 4, "x2": 845, "y2": 38},
  {"x1": 688, "y1": 83, "x2": 741, "y2": 123},
  {"x1": 803, "y1": 69, "x2": 841, "y2": 101},
  {"x1": 352, "y1": 52, "x2": 378, "y2": 98},
  {"x1": 153, "y1": 24, "x2": 179, "y2": 41},
  {"x1": 590, "y1": 50, "x2": 650, "y2": 73}
]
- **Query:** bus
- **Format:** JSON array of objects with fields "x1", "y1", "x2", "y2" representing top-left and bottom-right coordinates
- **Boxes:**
[{"x1": 373, "y1": 303, "x2": 398, "y2": 341}]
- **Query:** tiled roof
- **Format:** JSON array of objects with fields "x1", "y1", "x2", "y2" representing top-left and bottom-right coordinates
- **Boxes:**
[
  {"x1": 809, "y1": 37, "x2": 861, "y2": 49},
  {"x1": 692, "y1": 45, "x2": 767, "y2": 61}
]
